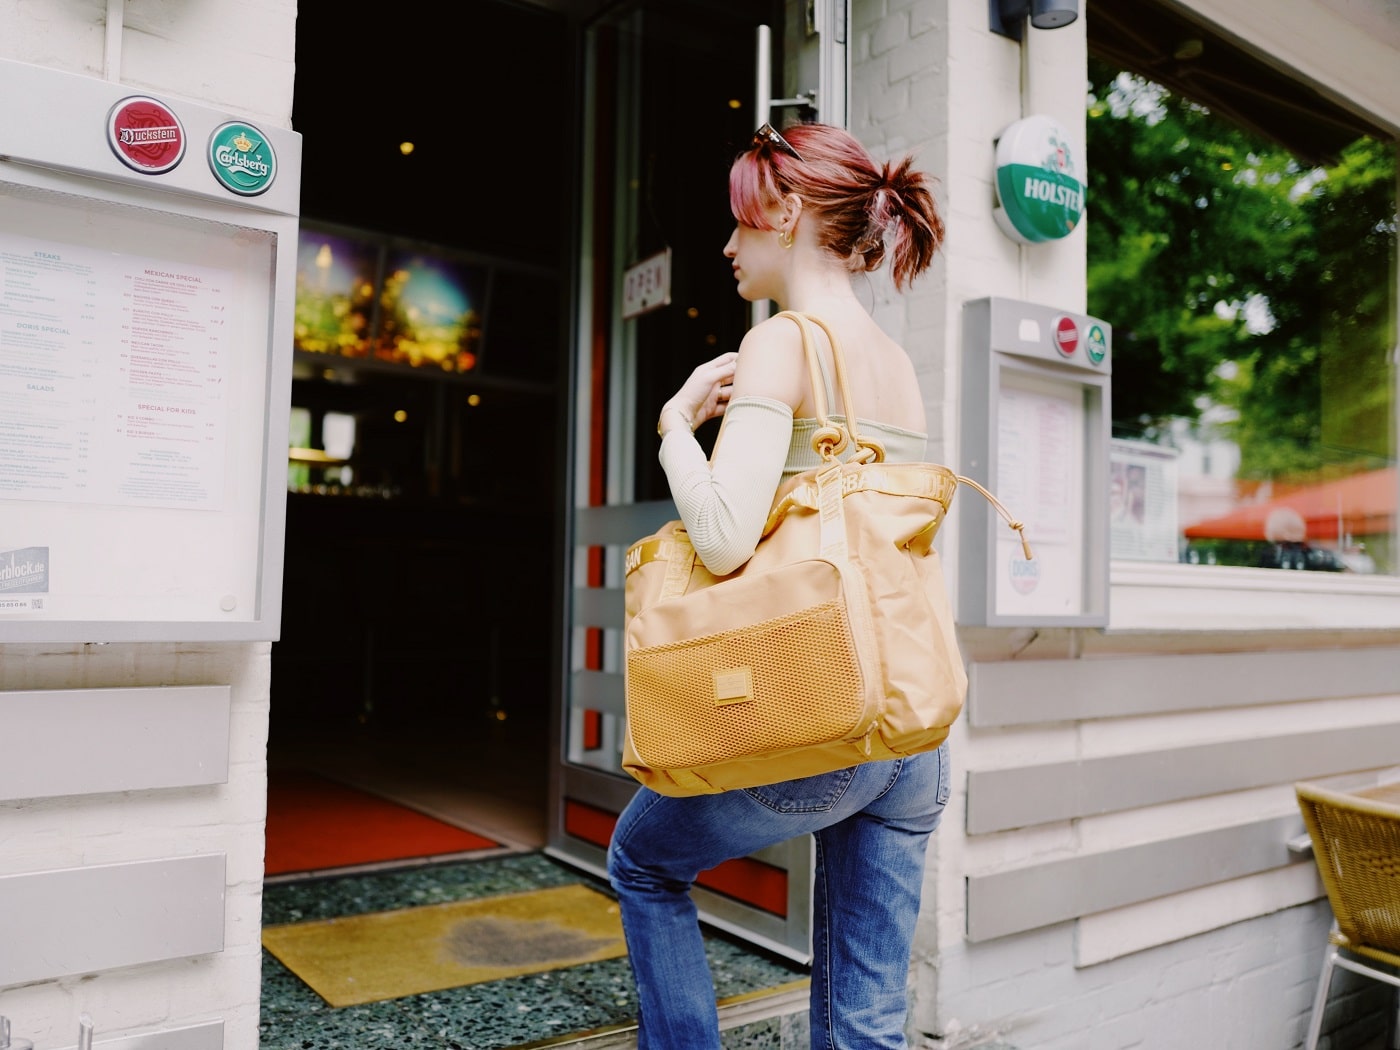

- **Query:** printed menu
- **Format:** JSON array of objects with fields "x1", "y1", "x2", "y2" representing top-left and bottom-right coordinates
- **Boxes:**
[
  {"x1": 0, "y1": 232, "x2": 230, "y2": 509},
  {"x1": 991, "y1": 378, "x2": 1086, "y2": 617},
  {"x1": 996, "y1": 383, "x2": 1075, "y2": 546}
]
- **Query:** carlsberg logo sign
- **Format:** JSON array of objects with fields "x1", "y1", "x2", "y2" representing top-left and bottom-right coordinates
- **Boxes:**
[{"x1": 993, "y1": 115, "x2": 1086, "y2": 244}]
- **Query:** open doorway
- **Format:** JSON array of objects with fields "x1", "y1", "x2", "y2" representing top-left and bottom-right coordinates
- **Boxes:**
[
  {"x1": 260, "y1": 4, "x2": 828, "y2": 1040},
  {"x1": 270, "y1": 0, "x2": 810, "y2": 889},
  {"x1": 266, "y1": 0, "x2": 577, "y2": 863}
]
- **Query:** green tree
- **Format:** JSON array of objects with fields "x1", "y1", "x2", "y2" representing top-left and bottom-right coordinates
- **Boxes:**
[
  {"x1": 1085, "y1": 58, "x2": 1396, "y2": 484},
  {"x1": 1313, "y1": 136, "x2": 1397, "y2": 467},
  {"x1": 1216, "y1": 136, "x2": 1396, "y2": 481},
  {"x1": 1086, "y1": 60, "x2": 1291, "y2": 426}
]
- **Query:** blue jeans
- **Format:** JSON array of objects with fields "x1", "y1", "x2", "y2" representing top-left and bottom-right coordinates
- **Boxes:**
[{"x1": 606, "y1": 743, "x2": 951, "y2": 1049}]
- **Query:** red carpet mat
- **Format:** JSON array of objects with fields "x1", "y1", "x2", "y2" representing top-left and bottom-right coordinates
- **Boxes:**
[{"x1": 265, "y1": 769, "x2": 498, "y2": 876}]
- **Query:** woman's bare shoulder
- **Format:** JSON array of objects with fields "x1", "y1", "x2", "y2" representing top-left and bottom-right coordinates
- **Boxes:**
[
  {"x1": 741, "y1": 313, "x2": 809, "y2": 350},
  {"x1": 731, "y1": 315, "x2": 807, "y2": 407}
]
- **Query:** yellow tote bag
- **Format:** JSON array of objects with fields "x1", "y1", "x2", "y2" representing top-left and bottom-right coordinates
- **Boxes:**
[{"x1": 621, "y1": 311, "x2": 1030, "y2": 796}]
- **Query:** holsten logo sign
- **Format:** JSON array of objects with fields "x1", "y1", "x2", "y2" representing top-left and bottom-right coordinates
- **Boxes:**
[{"x1": 993, "y1": 115, "x2": 1085, "y2": 244}]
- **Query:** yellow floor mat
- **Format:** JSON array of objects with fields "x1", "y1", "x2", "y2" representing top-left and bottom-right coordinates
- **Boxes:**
[{"x1": 261, "y1": 883, "x2": 627, "y2": 1007}]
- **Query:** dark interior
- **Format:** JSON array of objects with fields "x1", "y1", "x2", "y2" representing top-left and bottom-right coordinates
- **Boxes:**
[
  {"x1": 272, "y1": 1, "x2": 576, "y2": 752},
  {"x1": 271, "y1": 0, "x2": 777, "y2": 767}
]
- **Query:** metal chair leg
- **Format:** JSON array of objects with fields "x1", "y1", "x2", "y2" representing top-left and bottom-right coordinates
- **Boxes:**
[{"x1": 1305, "y1": 946, "x2": 1338, "y2": 1050}]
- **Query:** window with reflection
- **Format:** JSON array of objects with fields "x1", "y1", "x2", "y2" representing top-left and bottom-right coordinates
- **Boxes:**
[
  {"x1": 1087, "y1": 8, "x2": 1397, "y2": 575},
  {"x1": 293, "y1": 227, "x2": 381, "y2": 359}
]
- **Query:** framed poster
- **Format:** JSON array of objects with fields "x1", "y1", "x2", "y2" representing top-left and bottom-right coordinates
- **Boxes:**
[{"x1": 1109, "y1": 439, "x2": 1180, "y2": 562}]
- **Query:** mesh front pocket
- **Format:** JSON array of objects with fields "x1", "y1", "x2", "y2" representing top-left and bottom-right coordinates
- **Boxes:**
[{"x1": 626, "y1": 599, "x2": 868, "y2": 769}]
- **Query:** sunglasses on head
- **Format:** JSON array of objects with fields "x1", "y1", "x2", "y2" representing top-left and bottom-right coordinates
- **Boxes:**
[{"x1": 753, "y1": 122, "x2": 805, "y2": 162}]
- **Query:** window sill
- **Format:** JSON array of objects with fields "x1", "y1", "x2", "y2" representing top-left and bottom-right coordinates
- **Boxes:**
[{"x1": 1108, "y1": 560, "x2": 1400, "y2": 632}]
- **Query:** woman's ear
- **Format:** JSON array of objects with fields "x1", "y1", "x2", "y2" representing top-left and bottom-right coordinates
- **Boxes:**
[{"x1": 781, "y1": 193, "x2": 803, "y2": 229}]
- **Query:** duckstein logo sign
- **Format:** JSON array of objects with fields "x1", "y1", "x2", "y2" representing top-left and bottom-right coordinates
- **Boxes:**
[
  {"x1": 108, "y1": 96, "x2": 186, "y2": 174},
  {"x1": 993, "y1": 115, "x2": 1085, "y2": 244}
]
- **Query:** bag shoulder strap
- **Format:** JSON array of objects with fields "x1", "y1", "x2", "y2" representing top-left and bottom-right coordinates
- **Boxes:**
[
  {"x1": 772, "y1": 310, "x2": 882, "y2": 463},
  {"x1": 772, "y1": 312, "x2": 1033, "y2": 560},
  {"x1": 807, "y1": 329, "x2": 839, "y2": 419}
]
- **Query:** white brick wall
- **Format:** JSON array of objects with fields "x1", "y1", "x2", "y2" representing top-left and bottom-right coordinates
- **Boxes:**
[
  {"x1": 0, "y1": 3, "x2": 292, "y2": 1047},
  {"x1": 926, "y1": 902, "x2": 1341, "y2": 1049},
  {"x1": 0, "y1": 0, "x2": 296, "y2": 125},
  {"x1": 0, "y1": 643, "x2": 273, "y2": 1049}
]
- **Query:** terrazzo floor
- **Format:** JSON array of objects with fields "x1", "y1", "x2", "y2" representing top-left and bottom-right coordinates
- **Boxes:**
[{"x1": 259, "y1": 851, "x2": 811, "y2": 1049}]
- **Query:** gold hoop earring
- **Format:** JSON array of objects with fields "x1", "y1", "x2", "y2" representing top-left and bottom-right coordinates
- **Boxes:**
[{"x1": 778, "y1": 229, "x2": 794, "y2": 249}]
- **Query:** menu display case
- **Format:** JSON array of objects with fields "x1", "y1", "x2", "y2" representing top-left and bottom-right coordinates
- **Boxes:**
[{"x1": 0, "y1": 59, "x2": 301, "y2": 641}]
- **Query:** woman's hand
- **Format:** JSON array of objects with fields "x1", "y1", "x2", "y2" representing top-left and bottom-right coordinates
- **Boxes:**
[{"x1": 659, "y1": 351, "x2": 738, "y2": 436}]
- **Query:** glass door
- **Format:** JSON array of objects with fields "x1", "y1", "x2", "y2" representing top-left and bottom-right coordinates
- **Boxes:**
[{"x1": 549, "y1": 0, "x2": 848, "y2": 961}]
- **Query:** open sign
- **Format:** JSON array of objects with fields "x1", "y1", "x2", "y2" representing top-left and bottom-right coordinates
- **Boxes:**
[{"x1": 622, "y1": 249, "x2": 671, "y2": 320}]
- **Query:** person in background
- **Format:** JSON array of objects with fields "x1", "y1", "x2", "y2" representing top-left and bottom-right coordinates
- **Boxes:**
[{"x1": 606, "y1": 121, "x2": 950, "y2": 1049}]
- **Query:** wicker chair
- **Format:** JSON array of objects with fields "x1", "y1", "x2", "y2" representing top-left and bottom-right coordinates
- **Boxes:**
[{"x1": 1295, "y1": 780, "x2": 1400, "y2": 1050}]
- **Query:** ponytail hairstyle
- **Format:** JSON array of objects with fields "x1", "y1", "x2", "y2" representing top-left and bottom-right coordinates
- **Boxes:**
[{"x1": 729, "y1": 122, "x2": 945, "y2": 290}]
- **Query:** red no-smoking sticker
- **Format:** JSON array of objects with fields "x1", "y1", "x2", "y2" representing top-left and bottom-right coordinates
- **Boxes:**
[
  {"x1": 1054, "y1": 315, "x2": 1079, "y2": 357},
  {"x1": 107, "y1": 96, "x2": 186, "y2": 174}
]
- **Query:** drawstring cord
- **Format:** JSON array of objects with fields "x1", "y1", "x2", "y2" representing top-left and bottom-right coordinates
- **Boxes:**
[{"x1": 956, "y1": 475, "x2": 1033, "y2": 560}]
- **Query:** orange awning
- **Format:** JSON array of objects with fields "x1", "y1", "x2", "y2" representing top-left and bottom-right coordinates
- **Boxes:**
[{"x1": 1183, "y1": 467, "x2": 1396, "y2": 541}]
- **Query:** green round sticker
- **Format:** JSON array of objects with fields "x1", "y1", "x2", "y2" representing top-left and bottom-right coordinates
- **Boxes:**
[
  {"x1": 1086, "y1": 323, "x2": 1108, "y2": 365},
  {"x1": 208, "y1": 121, "x2": 276, "y2": 196},
  {"x1": 993, "y1": 115, "x2": 1085, "y2": 244}
]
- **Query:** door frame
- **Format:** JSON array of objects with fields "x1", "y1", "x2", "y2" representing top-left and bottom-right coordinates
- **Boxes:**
[{"x1": 548, "y1": 0, "x2": 850, "y2": 963}]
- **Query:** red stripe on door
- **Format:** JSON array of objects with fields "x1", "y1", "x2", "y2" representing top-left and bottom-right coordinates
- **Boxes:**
[{"x1": 564, "y1": 798, "x2": 789, "y2": 917}]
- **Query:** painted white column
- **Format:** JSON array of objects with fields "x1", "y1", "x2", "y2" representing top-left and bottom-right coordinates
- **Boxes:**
[{"x1": 0, "y1": 5, "x2": 294, "y2": 1049}]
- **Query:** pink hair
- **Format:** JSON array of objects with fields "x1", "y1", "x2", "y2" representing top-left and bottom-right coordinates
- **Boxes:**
[{"x1": 728, "y1": 123, "x2": 944, "y2": 290}]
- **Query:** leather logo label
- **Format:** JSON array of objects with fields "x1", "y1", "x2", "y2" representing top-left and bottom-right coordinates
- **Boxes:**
[{"x1": 713, "y1": 667, "x2": 753, "y2": 706}]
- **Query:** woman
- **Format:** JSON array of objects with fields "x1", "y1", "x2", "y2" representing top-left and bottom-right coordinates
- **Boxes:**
[{"x1": 606, "y1": 121, "x2": 949, "y2": 1049}]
